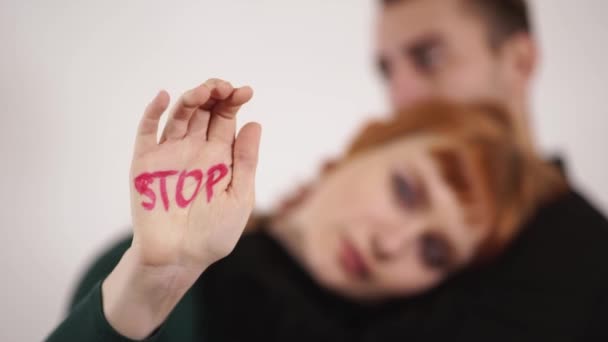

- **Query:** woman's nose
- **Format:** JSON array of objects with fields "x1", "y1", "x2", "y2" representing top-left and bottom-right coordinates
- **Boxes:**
[{"x1": 370, "y1": 221, "x2": 422, "y2": 262}]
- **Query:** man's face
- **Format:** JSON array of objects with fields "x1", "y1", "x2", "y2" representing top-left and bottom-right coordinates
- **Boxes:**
[{"x1": 376, "y1": 0, "x2": 517, "y2": 110}]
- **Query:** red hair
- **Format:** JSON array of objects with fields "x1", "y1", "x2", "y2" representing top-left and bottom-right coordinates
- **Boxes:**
[{"x1": 254, "y1": 100, "x2": 567, "y2": 265}]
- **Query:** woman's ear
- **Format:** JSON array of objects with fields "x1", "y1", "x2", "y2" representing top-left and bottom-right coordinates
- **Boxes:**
[
  {"x1": 270, "y1": 157, "x2": 340, "y2": 222},
  {"x1": 247, "y1": 181, "x2": 318, "y2": 232}
]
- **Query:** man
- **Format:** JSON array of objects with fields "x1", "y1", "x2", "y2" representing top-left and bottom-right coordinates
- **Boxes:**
[
  {"x1": 369, "y1": 0, "x2": 608, "y2": 341},
  {"x1": 376, "y1": 0, "x2": 534, "y2": 147}
]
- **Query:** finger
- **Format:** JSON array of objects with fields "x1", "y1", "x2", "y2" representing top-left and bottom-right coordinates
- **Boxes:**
[
  {"x1": 188, "y1": 79, "x2": 235, "y2": 137},
  {"x1": 211, "y1": 85, "x2": 253, "y2": 118},
  {"x1": 207, "y1": 86, "x2": 254, "y2": 144},
  {"x1": 164, "y1": 79, "x2": 234, "y2": 142},
  {"x1": 134, "y1": 90, "x2": 170, "y2": 156},
  {"x1": 229, "y1": 122, "x2": 262, "y2": 200},
  {"x1": 201, "y1": 78, "x2": 234, "y2": 109},
  {"x1": 159, "y1": 84, "x2": 211, "y2": 143},
  {"x1": 186, "y1": 107, "x2": 212, "y2": 139}
]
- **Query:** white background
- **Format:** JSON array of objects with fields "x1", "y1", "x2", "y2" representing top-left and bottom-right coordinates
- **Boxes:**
[{"x1": 0, "y1": 1, "x2": 606, "y2": 340}]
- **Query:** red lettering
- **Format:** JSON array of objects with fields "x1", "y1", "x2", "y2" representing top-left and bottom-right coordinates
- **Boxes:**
[
  {"x1": 151, "y1": 170, "x2": 179, "y2": 211},
  {"x1": 134, "y1": 173, "x2": 156, "y2": 210},
  {"x1": 133, "y1": 163, "x2": 228, "y2": 210},
  {"x1": 205, "y1": 163, "x2": 229, "y2": 202},
  {"x1": 176, "y1": 169, "x2": 204, "y2": 208}
]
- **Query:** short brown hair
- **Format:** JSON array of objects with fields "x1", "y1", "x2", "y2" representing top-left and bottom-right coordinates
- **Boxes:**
[{"x1": 381, "y1": 0, "x2": 532, "y2": 49}]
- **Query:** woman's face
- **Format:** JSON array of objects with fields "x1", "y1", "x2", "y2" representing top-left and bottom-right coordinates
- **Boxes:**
[{"x1": 280, "y1": 135, "x2": 491, "y2": 301}]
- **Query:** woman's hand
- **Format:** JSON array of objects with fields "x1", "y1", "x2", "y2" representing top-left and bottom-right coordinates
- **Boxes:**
[
  {"x1": 103, "y1": 79, "x2": 261, "y2": 339},
  {"x1": 130, "y1": 79, "x2": 260, "y2": 272}
]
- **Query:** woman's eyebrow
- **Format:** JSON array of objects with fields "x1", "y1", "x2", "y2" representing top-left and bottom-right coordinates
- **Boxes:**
[{"x1": 429, "y1": 147, "x2": 474, "y2": 205}]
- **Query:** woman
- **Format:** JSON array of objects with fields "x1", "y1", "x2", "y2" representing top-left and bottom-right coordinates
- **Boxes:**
[{"x1": 46, "y1": 79, "x2": 578, "y2": 341}]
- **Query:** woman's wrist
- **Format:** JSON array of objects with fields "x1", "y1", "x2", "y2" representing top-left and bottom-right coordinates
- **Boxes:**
[{"x1": 101, "y1": 246, "x2": 202, "y2": 340}]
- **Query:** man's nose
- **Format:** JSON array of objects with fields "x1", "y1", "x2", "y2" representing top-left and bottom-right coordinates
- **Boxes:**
[{"x1": 389, "y1": 65, "x2": 429, "y2": 110}]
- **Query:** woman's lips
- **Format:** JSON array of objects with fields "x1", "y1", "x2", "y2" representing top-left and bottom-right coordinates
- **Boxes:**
[{"x1": 339, "y1": 238, "x2": 371, "y2": 280}]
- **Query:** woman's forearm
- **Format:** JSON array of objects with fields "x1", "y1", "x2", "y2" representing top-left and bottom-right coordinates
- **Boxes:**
[{"x1": 101, "y1": 246, "x2": 202, "y2": 340}]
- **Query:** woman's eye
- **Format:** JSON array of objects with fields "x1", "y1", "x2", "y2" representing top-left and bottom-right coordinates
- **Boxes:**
[
  {"x1": 392, "y1": 173, "x2": 418, "y2": 208},
  {"x1": 419, "y1": 233, "x2": 451, "y2": 270}
]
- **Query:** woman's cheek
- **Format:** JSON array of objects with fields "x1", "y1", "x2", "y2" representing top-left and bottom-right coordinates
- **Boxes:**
[{"x1": 374, "y1": 259, "x2": 439, "y2": 295}]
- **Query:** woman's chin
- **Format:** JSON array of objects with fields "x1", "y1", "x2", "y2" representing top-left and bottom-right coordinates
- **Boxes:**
[{"x1": 309, "y1": 254, "x2": 375, "y2": 300}]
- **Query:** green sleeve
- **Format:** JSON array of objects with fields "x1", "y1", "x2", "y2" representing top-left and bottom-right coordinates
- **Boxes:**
[{"x1": 44, "y1": 234, "x2": 199, "y2": 341}]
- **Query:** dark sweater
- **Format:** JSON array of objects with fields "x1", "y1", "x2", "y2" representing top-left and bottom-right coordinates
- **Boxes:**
[{"x1": 46, "y1": 190, "x2": 608, "y2": 341}]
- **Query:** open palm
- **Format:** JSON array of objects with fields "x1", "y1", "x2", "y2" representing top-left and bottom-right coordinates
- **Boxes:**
[{"x1": 129, "y1": 79, "x2": 261, "y2": 275}]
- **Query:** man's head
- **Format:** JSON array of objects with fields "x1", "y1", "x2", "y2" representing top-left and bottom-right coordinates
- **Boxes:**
[{"x1": 376, "y1": 0, "x2": 536, "y2": 146}]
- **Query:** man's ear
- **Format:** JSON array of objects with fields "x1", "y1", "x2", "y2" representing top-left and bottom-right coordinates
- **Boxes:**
[{"x1": 498, "y1": 33, "x2": 538, "y2": 92}]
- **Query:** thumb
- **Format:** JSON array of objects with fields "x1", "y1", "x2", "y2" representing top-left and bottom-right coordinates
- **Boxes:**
[{"x1": 230, "y1": 122, "x2": 262, "y2": 200}]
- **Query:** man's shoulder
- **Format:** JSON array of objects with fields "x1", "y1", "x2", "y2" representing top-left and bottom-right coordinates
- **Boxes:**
[
  {"x1": 426, "y1": 190, "x2": 608, "y2": 338},
  {"x1": 550, "y1": 189, "x2": 608, "y2": 226},
  {"x1": 486, "y1": 189, "x2": 608, "y2": 289},
  {"x1": 522, "y1": 189, "x2": 608, "y2": 254}
]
